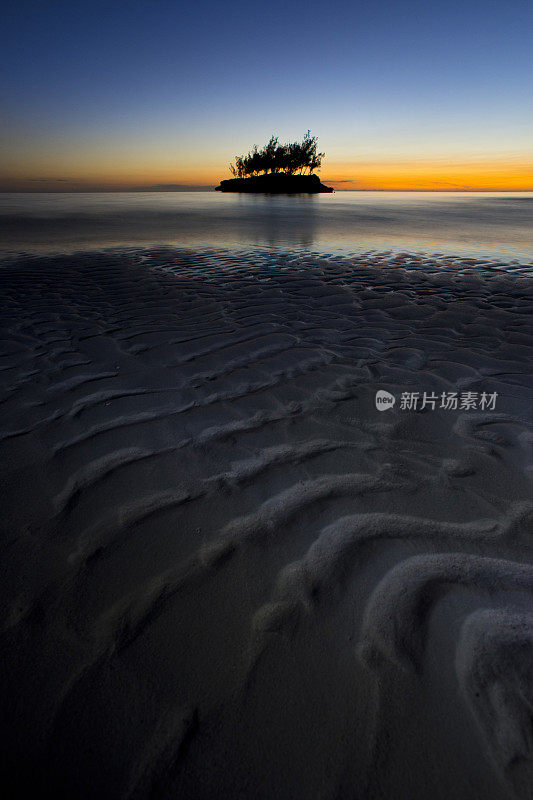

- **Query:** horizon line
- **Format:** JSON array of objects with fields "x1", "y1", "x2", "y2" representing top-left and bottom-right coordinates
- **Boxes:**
[{"x1": 1, "y1": 187, "x2": 533, "y2": 194}]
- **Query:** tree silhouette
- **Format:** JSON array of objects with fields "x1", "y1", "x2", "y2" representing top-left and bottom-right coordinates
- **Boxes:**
[{"x1": 230, "y1": 132, "x2": 325, "y2": 178}]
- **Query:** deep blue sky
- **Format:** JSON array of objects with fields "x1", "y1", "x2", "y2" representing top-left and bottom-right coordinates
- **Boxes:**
[{"x1": 1, "y1": 0, "x2": 532, "y2": 188}]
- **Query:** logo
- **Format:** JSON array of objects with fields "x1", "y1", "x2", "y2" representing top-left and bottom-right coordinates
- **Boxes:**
[{"x1": 375, "y1": 390, "x2": 396, "y2": 411}]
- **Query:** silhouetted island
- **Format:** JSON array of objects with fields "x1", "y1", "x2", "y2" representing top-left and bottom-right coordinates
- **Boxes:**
[
  {"x1": 215, "y1": 132, "x2": 334, "y2": 193},
  {"x1": 216, "y1": 173, "x2": 333, "y2": 193}
]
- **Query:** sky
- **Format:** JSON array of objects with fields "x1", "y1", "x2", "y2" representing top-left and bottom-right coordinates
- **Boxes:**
[{"x1": 1, "y1": 0, "x2": 532, "y2": 191}]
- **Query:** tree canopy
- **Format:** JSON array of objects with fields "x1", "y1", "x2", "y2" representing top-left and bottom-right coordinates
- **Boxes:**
[{"x1": 229, "y1": 132, "x2": 325, "y2": 178}]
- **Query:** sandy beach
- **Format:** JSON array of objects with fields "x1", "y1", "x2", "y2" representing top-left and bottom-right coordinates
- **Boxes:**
[{"x1": 0, "y1": 245, "x2": 532, "y2": 799}]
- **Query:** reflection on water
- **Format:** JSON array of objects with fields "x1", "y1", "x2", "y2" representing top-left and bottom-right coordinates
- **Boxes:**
[{"x1": 0, "y1": 191, "x2": 532, "y2": 262}]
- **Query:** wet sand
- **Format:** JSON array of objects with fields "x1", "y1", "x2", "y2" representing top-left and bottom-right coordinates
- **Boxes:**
[{"x1": 0, "y1": 246, "x2": 532, "y2": 799}]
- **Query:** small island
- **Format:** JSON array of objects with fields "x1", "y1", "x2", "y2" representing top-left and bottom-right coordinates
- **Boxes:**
[{"x1": 215, "y1": 132, "x2": 334, "y2": 193}]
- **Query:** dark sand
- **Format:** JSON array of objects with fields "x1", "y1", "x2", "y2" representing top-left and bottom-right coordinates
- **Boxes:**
[{"x1": 0, "y1": 247, "x2": 532, "y2": 799}]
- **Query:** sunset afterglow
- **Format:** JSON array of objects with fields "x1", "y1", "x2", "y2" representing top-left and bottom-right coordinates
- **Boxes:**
[{"x1": 1, "y1": 0, "x2": 531, "y2": 192}]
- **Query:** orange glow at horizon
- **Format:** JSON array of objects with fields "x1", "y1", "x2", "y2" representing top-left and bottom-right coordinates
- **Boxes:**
[
  {"x1": 322, "y1": 155, "x2": 533, "y2": 191},
  {"x1": 1, "y1": 154, "x2": 532, "y2": 192}
]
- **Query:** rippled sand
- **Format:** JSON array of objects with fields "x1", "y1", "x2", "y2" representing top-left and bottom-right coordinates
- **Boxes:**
[{"x1": 0, "y1": 247, "x2": 532, "y2": 799}]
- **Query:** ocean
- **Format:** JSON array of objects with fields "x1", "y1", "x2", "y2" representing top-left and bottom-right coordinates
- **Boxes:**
[{"x1": 1, "y1": 190, "x2": 532, "y2": 263}]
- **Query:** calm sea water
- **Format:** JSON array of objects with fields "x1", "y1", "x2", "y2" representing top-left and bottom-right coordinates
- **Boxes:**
[{"x1": 1, "y1": 191, "x2": 532, "y2": 263}]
